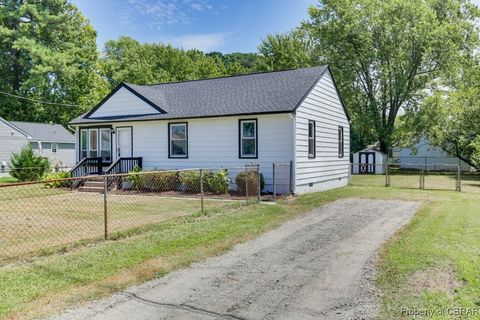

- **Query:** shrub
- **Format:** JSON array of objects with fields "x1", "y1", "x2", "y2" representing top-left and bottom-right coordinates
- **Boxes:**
[
  {"x1": 43, "y1": 171, "x2": 71, "y2": 188},
  {"x1": 10, "y1": 145, "x2": 50, "y2": 181},
  {"x1": 178, "y1": 170, "x2": 201, "y2": 192},
  {"x1": 143, "y1": 171, "x2": 178, "y2": 192},
  {"x1": 205, "y1": 169, "x2": 230, "y2": 194},
  {"x1": 235, "y1": 170, "x2": 264, "y2": 196},
  {"x1": 127, "y1": 165, "x2": 144, "y2": 189}
]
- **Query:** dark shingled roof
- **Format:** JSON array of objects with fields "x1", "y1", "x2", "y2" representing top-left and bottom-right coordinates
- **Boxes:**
[
  {"x1": 10, "y1": 121, "x2": 75, "y2": 143},
  {"x1": 71, "y1": 66, "x2": 342, "y2": 125}
]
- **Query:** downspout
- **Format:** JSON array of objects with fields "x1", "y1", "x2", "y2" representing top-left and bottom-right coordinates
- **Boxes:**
[{"x1": 290, "y1": 112, "x2": 297, "y2": 195}]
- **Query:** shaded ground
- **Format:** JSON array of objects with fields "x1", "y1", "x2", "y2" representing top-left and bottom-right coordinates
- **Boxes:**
[{"x1": 50, "y1": 198, "x2": 419, "y2": 320}]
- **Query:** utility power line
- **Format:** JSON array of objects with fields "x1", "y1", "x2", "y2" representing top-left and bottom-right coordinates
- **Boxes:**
[{"x1": 0, "y1": 90, "x2": 81, "y2": 108}]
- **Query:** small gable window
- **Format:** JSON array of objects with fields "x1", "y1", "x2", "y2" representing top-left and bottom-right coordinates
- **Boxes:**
[
  {"x1": 169, "y1": 123, "x2": 188, "y2": 158},
  {"x1": 239, "y1": 119, "x2": 257, "y2": 158}
]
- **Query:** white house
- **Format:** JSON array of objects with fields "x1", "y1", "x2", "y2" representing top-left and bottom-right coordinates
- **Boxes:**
[
  {"x1": 392, "y1": 138, "x2": 472, "y2": 171},
  {"x1": 0, "y1": 117, "x2": 75, "y2": 175},
  {"x1": 69, "y1": 66, "x2": 350, "y2": 194},
  {"x1": 352, "y1": 148, "x2": 387, "y2": 174}
]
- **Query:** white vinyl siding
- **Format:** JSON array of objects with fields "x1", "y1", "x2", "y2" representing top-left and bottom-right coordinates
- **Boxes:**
[
  {"x1": 0, "y1": 120, "x2": 29, "y2": 175},
  {"x1": 37, "y1": 142, "x2": 76, "y2": 168},
  {"x1": 89, "y1": 87, "x2": 161, "y2": 118},
  {"x1": 294, "y1": 70, "x2": 350, "y2": 194},
  {"x1": 76, "y1": 114, "x2": 294, "y2": 193}
]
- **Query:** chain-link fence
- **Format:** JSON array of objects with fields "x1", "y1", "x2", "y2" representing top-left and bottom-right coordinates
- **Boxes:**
[
  {"x1": 350, "y1": 163, "x2": 480, "y2": 192},
  {"x1": 0, "y1": 164, "x2": 294, "y2": 264},
  {"x1": 271, "y1": 162, "x2": 293, "y2": 202}
]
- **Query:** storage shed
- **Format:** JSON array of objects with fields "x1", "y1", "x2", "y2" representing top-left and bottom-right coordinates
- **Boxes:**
[{"x1": 352, "y1": 148, "x2": 387, "y2": 174}]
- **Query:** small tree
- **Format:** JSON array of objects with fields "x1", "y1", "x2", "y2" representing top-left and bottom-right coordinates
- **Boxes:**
[{"x1": 10, "y1": 145, "x2": 50, "y2": 181}]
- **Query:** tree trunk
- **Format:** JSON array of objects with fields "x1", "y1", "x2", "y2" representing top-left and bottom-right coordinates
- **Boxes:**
[{"x1": 11, "y1": 47, "x2": 21, "y2": 92}]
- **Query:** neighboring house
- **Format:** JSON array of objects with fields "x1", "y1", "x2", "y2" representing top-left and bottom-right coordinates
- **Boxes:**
[
  {"x1": 0, "y1": 117, "x2": 75, "y2": 175},
  {"x1": 391, "y1": 138, "x2": 472, "y2": 171},
  {"x1": 352, "y1": 148, "x2": 387, "y2": 175},
  {"x1": 69, "y1": 66, "x2": 350, "y2": 194}
]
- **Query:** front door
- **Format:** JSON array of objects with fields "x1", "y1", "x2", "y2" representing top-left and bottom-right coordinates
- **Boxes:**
[
  {"x1": 359, "y1": 152, "x2": 376, "y2": 174},
  {"x1": 116, "y1": 127, "x2": 132, "y2": 158}
]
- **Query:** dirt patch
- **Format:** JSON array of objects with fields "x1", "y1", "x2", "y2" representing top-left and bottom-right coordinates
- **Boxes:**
[{"x1": 410, "y1": 265, "x2": 463, "y2": 296}]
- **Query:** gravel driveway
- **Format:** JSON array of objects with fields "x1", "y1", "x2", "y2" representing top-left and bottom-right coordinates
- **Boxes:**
[{"x1": 50, "y1": 198, "x2": 419, "y2": 320}]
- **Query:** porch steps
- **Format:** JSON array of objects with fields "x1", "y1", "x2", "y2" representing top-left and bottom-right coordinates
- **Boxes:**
[{"x1": 78, "y1": 180, "x2": 105, "y2": 193}]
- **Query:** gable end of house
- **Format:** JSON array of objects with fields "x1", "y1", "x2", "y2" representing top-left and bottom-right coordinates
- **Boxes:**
[{"x1": 85, "y1": 83, "x2": 166, "y2": 119}]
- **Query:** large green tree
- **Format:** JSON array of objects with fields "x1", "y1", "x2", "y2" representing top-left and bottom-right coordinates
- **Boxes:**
[
  {"x1": 206, "y1": 52, "x2": 261, "y2": 75},
  {"x1": 402, "y1": 60, "x2": 480, "y2": 168},
  {"x1": 101, "y1": 37, "x2": 228, "y2": 88},
  {"x1": 0, "y1": 0, "x2": 108, "y2": 125},
  {"x1": 257, "y1": 30, "x2": 316, "y2": 71},
  {"x1": 302, "y1": 0, "x2": 479, "y2": 153}
]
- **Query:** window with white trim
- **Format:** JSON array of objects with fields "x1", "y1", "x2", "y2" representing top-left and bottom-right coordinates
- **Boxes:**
[
  {"x1": 80, "y1": 129, "x2": 88, "y2": 159},
  {"x1": 51, "y1": 143, "x2": 58, "y2": 153},
  {"x1": 169, "y1": 123, "x2": 188, "y2": 158},
  {"x1": 240, "y1": 119, "x2": 257, "y2": 158},
  {"x1": 89, "y1": 129, "x2": 98, "y2": 158},
  {"x1": 100, "y1": 129, "x2": 112, "y2": 162},
  {"x1": 338, "y1": 126, "x2": 344, "y2": 158},
  {"x1": 308, "y1": 120, "x2": 315, "y2": 158}
]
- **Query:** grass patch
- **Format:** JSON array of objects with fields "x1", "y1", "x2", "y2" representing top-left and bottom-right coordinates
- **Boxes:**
[
  {"x1": 0, "y1": 179, "x2": 479, "y2": 319},
  {"x1": 0, "y1": 185, "x2": 236, "y2": 260},
  {"x1": 375, "y1": 196, "x2": 480, "y2": 319},
  {"x1": 0, "y1": 176, "x2": 17, "y2": 184}
]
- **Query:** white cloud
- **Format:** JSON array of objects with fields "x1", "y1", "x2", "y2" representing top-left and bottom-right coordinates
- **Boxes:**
[
  {"x1": 118, "y1": 0, "x2": 217, "y2": 30},
  {"x1": 168, "y1": 33, "x2": 227, "y2": 51}
]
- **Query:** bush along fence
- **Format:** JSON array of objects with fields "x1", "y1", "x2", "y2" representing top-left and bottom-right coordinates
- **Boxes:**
[
  {"x1": 0, "y1": 164, "x2": 292, "y2": 264},
  {"x1": 350, "y1": 163, "x2": 480, "y2": 192}
]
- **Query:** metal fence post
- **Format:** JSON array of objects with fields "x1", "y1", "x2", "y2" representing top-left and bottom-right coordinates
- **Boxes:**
[
  {"x1": 456, "y1": 165, "x2": 462, "y2": 192},
  {"x1": 385, "y1": 163, "x2": 390, "y2": 187},
  {"x1": 256, "y1": 164, "x2": 261, "y2": 203},
  {"x1": 289, "y1": 160, "x2": 293, "y2": 195},
  {"x1": 200, "y1": 168, "x2": 204, "y2": 212},
  {"x1": 244, "y1": 165, "x2": 248, "y2": 205},
  {"x1": 419, "y1": 166, "x2": 425, "y2": 190},
  {"x1": 272, "y1": 163, "x2": 276, "y2": 203},
  {"x1": 419, "y1": 168, "x2": 422, "y2": 190},
  {"x1": 103, "y1": 175, "x2": 108, "y2": 240}
]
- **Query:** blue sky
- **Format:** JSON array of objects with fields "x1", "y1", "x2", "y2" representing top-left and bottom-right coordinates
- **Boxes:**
[{"x1": 73, "y1": 0, "x2": 317, "y2": 53}]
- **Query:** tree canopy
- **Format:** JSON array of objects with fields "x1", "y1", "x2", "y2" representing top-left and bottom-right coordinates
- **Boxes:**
[
  {"x1": 0, "y1": 0, "x2": 108, "y2": 124},
  {"x1": 101, "y1": 37, "x2": 231, "y2": 88},
  {"x1": 303, "y1": 0, "x2": 479, "y2": 153},
  {"x1": 257, "y1": 30, "x2": 316, "y2": 71}
]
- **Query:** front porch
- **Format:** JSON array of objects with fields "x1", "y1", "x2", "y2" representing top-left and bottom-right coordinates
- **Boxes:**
[{"x1": 70, "y1": 157, "x2": 143, "y2": 177}]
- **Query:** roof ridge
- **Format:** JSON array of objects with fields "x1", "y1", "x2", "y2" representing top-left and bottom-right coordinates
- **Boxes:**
[
  {"x1": 125, "y1": 65, "x2": 328, "y2": 88},
  {"x1": 10, "y1": 120, "x2": 59, "y2": 125}
]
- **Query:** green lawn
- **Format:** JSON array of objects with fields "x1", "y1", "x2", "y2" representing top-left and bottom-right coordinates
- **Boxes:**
[
  {"x1": 0, "y1": 177, "x2": 17, "y2": 184},
  {"x1": 0, "y1": 179, "x2": 479, "y2": 319},
  {"x1": 0, "y1": 184, "x2": 238, "y2": 261}
]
